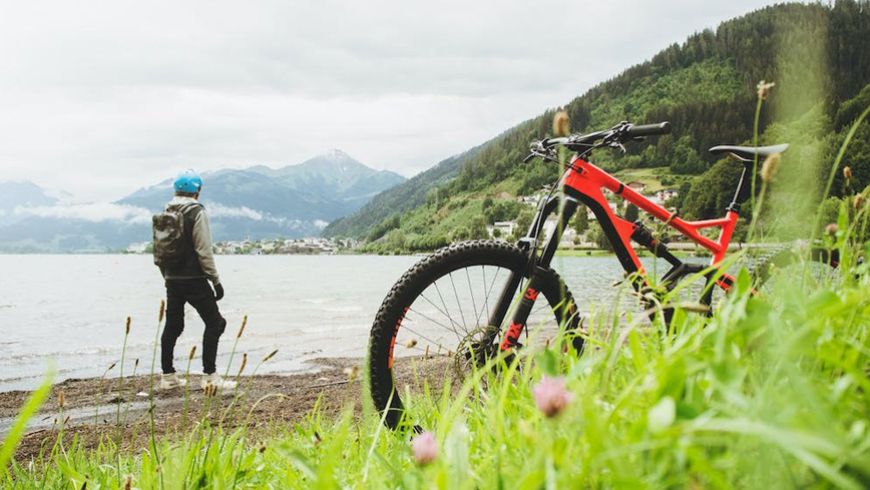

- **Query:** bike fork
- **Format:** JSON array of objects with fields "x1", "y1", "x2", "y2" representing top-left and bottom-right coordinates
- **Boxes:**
[
  {"x1": 499, "y1": 272, "x2": 549, "y2": 351},
  {"x1": 488, "y1": 197, "x2": 579, "y2": 351}
]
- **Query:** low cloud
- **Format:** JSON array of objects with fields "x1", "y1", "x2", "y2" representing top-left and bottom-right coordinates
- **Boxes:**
[
  {"x1": 206, "y1": 202, "x2": 314, "y2": 228},
  {"x1": 14, "y1": 203, "x2": 152, "y2": 224},
  {"x1": 207, "y1": 203, "x2": 264, "y2": 221}
]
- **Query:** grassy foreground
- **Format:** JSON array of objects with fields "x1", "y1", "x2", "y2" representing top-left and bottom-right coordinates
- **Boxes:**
[{"x1": 1, "y1": 246, "x2": 868, "y2": 488}]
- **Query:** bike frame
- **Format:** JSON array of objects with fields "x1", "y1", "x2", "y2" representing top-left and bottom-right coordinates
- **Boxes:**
[{"x1": 495, "y1": 155, "x2": 746, "y2": 351}]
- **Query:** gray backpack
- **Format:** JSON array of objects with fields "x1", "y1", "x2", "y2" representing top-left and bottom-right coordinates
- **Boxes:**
[{"x1": 152, "y1": 204, "x2": 198, "y2": 267}]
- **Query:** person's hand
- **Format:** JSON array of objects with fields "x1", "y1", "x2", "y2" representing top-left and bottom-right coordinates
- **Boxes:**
[{"x1": 214, "y1": 283, "x2": 225, "y2": 301}]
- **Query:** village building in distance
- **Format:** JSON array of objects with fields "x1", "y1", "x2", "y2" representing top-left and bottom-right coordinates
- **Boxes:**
[{"x1": 127, "y1": 237, "x2": 356, "y2": 255}]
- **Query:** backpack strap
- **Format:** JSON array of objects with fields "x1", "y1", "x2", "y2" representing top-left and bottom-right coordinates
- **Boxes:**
[
  {"x1": 180, "y1": 202, "x2": 203, "y2": 218},
  {"x1": 166, "y1": 201, "x2": 203, "y2": 218}
]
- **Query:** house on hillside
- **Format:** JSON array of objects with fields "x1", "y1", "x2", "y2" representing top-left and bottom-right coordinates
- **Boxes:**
[
  {"x1": 488, "y1": 221, "x2": 517, "y2": 238},
  {"x1": 626, "y1": 181, "x2": 647, "y2": 193},
  {"x1": 517, "y1": 194, "x2": 541, "y2": 206},
  {"x1": 653, "y1": 189, "x2": 679, "y2": 205}
]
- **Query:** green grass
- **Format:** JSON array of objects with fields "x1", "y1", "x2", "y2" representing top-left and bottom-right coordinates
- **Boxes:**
[{"x1": 3, "y1": 244, "x2": 869, "y2": 488}]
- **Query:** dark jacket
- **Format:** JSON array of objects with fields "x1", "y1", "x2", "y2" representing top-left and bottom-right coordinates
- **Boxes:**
[{"x1": 160, "y1": 196, "x2": 220, "y2": 285}]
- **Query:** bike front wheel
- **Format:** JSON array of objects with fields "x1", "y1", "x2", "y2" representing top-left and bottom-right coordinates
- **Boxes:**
[{"x1": 368, "y1": 240, "x2": 581, "y2": 429}]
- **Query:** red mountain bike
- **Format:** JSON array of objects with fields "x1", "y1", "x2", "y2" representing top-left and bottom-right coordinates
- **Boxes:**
[{"x1": 368, "y1": 121, "x2": 838, "y2": 429}]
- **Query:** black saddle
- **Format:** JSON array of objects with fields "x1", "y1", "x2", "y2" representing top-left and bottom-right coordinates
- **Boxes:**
[{"x1": 709, "y1": 143, "x2": 789, "y2": 162}]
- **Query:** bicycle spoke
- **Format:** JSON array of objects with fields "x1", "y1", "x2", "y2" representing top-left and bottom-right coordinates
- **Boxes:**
[
  {"x1": 473, "y1": 266, "x2": 502, "y2": 329},
  {"x1": 465, "y1": 267, "x2": 478, "y2": 328},
  {"x1": 433, "y1": 282, "x2": 464, "y2": 334},
  {"x1": 448, "y1": 272, "x2": 468, "y2": 331},
  {"x1": 418, "y1": 293, "x2": 463, "y2": 338},
  {"x1": 406, "y1": 307, "x2": 462, "y2": 342},
  {"x1": 402, "y1": 311, "x2": 456, "y2": 349},
  {"x1": 481, "y1": 266, "x2": 490, "y2": 322}
]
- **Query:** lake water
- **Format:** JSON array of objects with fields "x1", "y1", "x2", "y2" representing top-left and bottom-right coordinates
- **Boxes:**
[{"x1": 0, "y1": 253, "x2": 666, "y2": 392}]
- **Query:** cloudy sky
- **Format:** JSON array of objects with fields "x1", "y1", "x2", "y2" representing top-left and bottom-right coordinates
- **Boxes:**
[{"x1": 0, "y1": 0, "x2": 786, "y2": 202}]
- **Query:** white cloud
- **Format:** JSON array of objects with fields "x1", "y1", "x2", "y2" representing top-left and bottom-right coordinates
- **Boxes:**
[
  {"x1": 206, "y1": 203, "x2": 264, "y2": 221},
  {"x1": 14, "y1": 203, "x2": 152, "y2": 224},
  {"x1": 205, "y1": 202, "x2": 302, "y2": 226},
  {"x1": 0, "y1": 0, "x2": 791, "y2": 201}
]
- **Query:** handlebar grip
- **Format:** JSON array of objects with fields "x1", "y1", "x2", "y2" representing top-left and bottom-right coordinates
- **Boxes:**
[
  {"x1": 625, "y1": 122, "x2": 671, "y2": 138},
  {"x1": 541, "y1": 137, "x2": 568, "y2": 148}
]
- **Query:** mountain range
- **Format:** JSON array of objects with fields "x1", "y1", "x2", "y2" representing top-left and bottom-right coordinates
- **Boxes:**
[{"x1": 0, "y1": 150, "x2": 404, "y2": 252}]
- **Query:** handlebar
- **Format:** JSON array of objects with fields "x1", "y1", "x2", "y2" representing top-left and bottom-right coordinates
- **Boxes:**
[
  {"x1": 525, "y1": 120, "x2": 671, "y2": 163},
  {"x1": 624, "y1": 121, "x2": 670, "y2": 138}
]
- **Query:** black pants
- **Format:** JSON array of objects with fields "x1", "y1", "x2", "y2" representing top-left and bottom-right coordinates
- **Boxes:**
[{"x1": 162, "y1": 278, "x2": 227, "y2": 375}]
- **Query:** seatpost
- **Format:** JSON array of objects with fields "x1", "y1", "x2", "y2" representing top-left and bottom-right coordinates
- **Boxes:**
[{"x1": 726, "y1": 163, "x2": 752, "y2": 213}]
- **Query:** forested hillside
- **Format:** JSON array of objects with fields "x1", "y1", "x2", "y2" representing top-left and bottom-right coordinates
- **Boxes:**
[
  {"x1": 323, "y1": 146, "x2": 484, "y2": 239},
  {"x1": 324, "y1": 1, "x2": 870, "y2": 249}
]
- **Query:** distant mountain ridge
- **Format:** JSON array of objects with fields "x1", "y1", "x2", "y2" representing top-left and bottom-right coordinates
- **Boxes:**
[
  {"x1": 121, "y1": 150, "x2": 404, "y2": 221},
  {"x1": 0, "y1": 150, "x2": 405, "y2": 252},
  {"x1": 322, "y1": 145, "x2": 485, "y2": 238}
]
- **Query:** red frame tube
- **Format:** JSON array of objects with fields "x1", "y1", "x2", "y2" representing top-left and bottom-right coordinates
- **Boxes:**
[{"x1": 562, "y1": 157, "x2": 738, "y2": 272}]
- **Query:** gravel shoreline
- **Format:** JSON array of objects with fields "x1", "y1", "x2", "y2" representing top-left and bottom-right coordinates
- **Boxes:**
[{"x1": 2, "y1": 357, "x2": 365, "y2": 462}]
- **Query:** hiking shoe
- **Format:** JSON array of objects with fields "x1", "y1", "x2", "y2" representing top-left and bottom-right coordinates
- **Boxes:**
[
  {"x1": 159, "y1": 373, "x2": 189, "y2": 390},
  {"x1": 200, "y1": 373, "x2": 238, "y2": 392}
]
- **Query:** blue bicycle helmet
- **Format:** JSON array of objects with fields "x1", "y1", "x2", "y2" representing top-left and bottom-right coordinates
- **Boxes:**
[{"x1": 174, "y1": 169, "x2": 203, "y2": 194}]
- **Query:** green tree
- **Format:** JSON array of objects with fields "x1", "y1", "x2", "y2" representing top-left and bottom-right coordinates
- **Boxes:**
[
  {"x1": 511, "y1": 208, "x2": 536, "y2": 240},
  {"x1": 469, "y1": 216, "x2": 489, "y2": 240},
  {"x1": 572, "y1": 206, "x2": 589, "y2": 235},
  {"x1": 386, "y1": 229, "x2": 406, "y2": 251},
  {"x1": 624, "y1": 204, "x2": 640, "y2": 223},
  {"x1": 367, "y1": 214, "x2": 401, "y2": 242},
  {"x1": 669, "y1": 136, "x2": 706, "y2": 174},
  {"x1": 681, "y1": 160, "x2": 743, "y2": 219},
  {"x1": 590, "y1": 227, "x2": 614, "y2": 251},
  {"x1": 483, "y1": 200, "x2": 522, "y2": 224}
]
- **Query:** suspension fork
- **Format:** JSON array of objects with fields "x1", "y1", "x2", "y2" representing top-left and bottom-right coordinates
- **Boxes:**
[{"x1": 487, "y1": 197, "x2": 579, "y2": 351}]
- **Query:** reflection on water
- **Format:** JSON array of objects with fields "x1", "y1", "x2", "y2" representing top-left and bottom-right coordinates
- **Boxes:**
[{"x1": 0, "y1": 253, "x2": 696, "y2": 391}]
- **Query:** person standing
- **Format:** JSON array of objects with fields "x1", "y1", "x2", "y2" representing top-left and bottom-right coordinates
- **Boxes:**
[{"x1": 152, "y1": 170, "x2": 237, "y2": 391}]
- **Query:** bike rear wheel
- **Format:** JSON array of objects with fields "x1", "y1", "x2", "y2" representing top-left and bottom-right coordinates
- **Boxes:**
[{"x1": 368, "y1": 240, "x2": 580, "y2": 429}]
